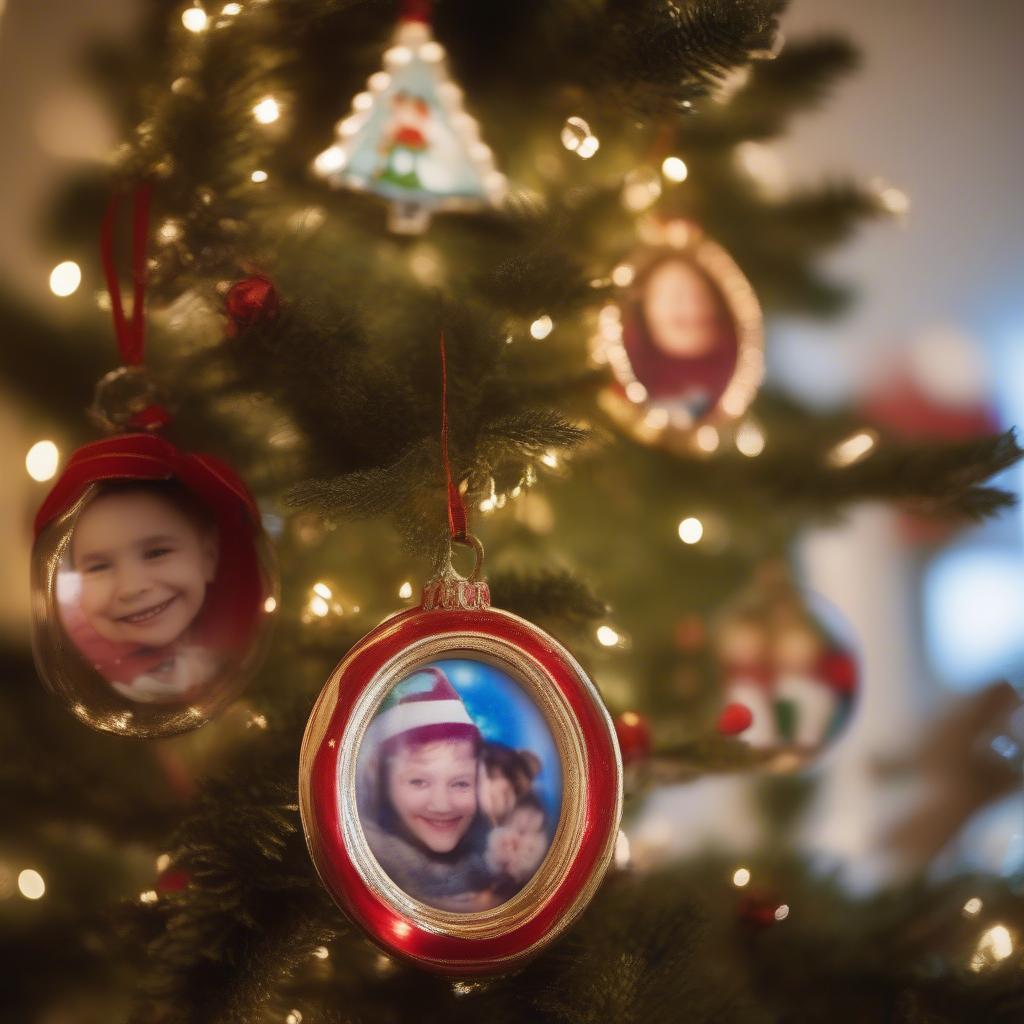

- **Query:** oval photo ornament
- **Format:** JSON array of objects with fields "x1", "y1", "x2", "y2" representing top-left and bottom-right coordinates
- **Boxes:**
[
  {"x1": 299, "y1": 558, "x2": 622, "y2": 975},
  {"x1": 30, "y1": 434, "x2": 277, "y2": 737},
  {"x1": 593, "y1": 219, "x2": 764, "y2": 447}
]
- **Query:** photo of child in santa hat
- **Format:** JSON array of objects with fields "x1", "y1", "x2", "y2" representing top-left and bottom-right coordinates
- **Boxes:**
[{"x1": 356, "y1": 661, "x2": 561, "y2": 913}]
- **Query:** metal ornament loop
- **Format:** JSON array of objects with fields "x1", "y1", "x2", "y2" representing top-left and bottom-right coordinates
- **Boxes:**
[
  {"x1": 422, "y1": 532, "x2": 489, "y2": 611},
  {"x1": 87, "y1": 365, "x2": 168, "y2": 434}
]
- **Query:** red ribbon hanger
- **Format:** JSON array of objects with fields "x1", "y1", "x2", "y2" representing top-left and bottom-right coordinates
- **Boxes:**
[
  {"x1": 439, "y1": 331, "x2": 468, "y2": 543},
  {"x1": 99, "y1": 183, "x2": 153, "y2": 367}
]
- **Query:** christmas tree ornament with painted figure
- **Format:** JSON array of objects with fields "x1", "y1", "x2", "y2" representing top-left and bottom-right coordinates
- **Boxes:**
[
  {"x1": 299, "y1": 340, "x2": 621, "y2": 974},
  {"x1": 711, "y1": 565, "x2": 859, "y2": 772},
  {"x1": 592, "y1": 218, "x2": 764, "y2": 448},
  {"x1": 29, "y1": 187, "x2": 278, "y2": 738},
  {"x1": 313, "y1": 0, "x2": 507, "y2": 234}
]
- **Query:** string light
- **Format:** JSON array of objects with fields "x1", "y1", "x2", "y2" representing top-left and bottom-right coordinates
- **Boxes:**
[
  {"x1": 963, "y1": 897, "x2": 983, "y2": 917},
  {"x1": 694, "y1": 424, "x2": 720, "y2": 454},
  {"x1": 596, "y1": 625, "x2": 620, "y2": 647},
  {"x1": 263, "y1": 596, "x2": 277, "y2": 613},
  {"x1": 661, "y1": 156, "x2": 688, "y2": 182},
  {"x1": 309, "y1": 596, "x2": 329, "y2": 618},
  {"x1": 540, "y1": 451, "x2": 559, "y2": 469},
  {"x1": 156, "y1": 853, "x2": 171, "y2": 872},
  {"x1": 530, "y1": 315, "x2": 554, "y2": 340},
  {"x1": 773, "y1": 904, "x2": 790, "y2": 921},
  {"x1": 611, "y1": 263, "x2": 635, "y2": 287},
  {"x1": 221, "y1": 3, "x2": 242, "y2": 14},
  {"x1": 250, "y1": 169, "x2": 268, "y2": 183},
  {"x1": 622, "y1": 166, "x2": 662, "y2": 211},
  {"x1": 25, "y1": 440, "x2": 59, "y2": 481},
  {"x1": 614, "y1": 829, "x2": 631, "y2": 869},
  {"x1": 560, "y1": 116, "x2": 591, "y2": 153},
  {"x1": 253, "y1": 96, "x2": 280, "y2": 124},
  {"x1": 17, "y1": 869, "x2": 45, "y2": 900},
  {"x1": 828, "y1": 429, "x2": 878, "y2": 468},
  {"x1": 625, "y1": 381, "x2": 648, "y2": 404},
  {"x1": 678, "y1": 516, "x2": 704, "y2": 544},
  {"x1": 734, "y1": 141, "x2": 787, "y2": 199},
  {"x1": 732, "y1": 867, "x2": 750, "y2": 888},
  {"x1": 49, "y1": 260, "x2": 81, "y2": 297},
  {"x1": 285, "y1": 1012, "x2": 303, "y2": 1024},
  {"x1": 398, "y1": 581, "x2": 413, "y2": 600},
  {"x1": 313, "y1": 145, "x2": 346, "y2": 176},
  {"x1": 970, "y1": 924, "x2": 1014, "y2": 971},
  {"x1": 157, "y1": 219, "x2": 182, "y2": 244},
  {"x1": 181, "y1": 5, "x2": 209, "y2": 33},
  {"x1": 139, "y1": 890, "x2": 159, "y2": 904},
  {"x1": 247, "y1": 713, "x2": 268, "y2": 730},
  {"x1": 313, "y1": 582, "x2": 332, "y2": 600},
  {"x1": 735, "y1": 420, "x2": 766, "y2": 457}
]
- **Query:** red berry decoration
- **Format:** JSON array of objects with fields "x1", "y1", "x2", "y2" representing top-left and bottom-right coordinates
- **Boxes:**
[
  {"x1": 614, "y1": 711, "x2": 652, "y2": 764},
  {"x1": 717, "y1": 701, "x2": 754, "y2": 737},
  {"x1": 226, "y1": 274, "x2": 279, "y2": 336}
]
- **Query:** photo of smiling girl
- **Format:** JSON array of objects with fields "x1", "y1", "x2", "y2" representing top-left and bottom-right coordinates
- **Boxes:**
[
  {"x1": 356, "y1": 662, "x2": 561, "y2": 912},
  {"x1": 56, "y1": 479, "x2": 222, "y2": 704}
]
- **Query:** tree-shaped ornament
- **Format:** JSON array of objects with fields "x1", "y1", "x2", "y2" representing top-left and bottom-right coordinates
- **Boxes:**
[{"x1": 313, "y1": 1, "x2": 507, "y2": 234}]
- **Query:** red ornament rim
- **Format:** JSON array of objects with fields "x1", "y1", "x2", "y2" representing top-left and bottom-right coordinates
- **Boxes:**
[{"x1": 300, "y1": 604, "x2": 622, "y2": 975}]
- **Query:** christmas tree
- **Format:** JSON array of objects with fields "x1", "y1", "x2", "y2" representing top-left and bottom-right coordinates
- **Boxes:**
[{"x1": 2, "y1": 1, "x2": 1023, "y2": 1021}]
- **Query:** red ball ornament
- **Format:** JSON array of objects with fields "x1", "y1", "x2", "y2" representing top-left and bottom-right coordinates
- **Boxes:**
[
  {"x1": 226, "y1": 275, "x2": 279, "y2": 336},
  {"x1": 156, "y1": 867, "x2": 190, "y2": 894},
  {"x1": 717, "y1": 701, "x2": 754, "y2": 737},
  {"x1": 614, "y1": 711, "x2": 652, "y2": 764}
]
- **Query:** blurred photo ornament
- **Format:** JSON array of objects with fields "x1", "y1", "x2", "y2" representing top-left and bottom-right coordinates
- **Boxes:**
[
  {"x1": 312, "y1": 3, "x2": 507, "y2": 234},
  {"x1": 299, "y1": 537, "x2": 622, "y2": 974},
  {"x1": 31, "y1": 434, "x2": 277, "y2": 737},
  {"x1": 28, "y1": 186, "x2": 277, "y2": 737},
  {"x1": 710, "y1": 566, "x2": 859, "y2": 771},
  {"x1": 592, "y1": 219, "x2": 764, "y2": 446}
]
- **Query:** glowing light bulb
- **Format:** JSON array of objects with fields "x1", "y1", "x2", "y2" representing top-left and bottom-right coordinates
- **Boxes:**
[
  {"x1": 611, "y1": 263, "x2": 635, "y2": 288},
  {"x1": 695, "y1": 424, "x2": 720, "y2": 453},
  {"x1": 181, "y1": 5, "x2": 209, "y2": 33},
  {"x1": 596, "y1": 625, "x2": 620, "y2": 647},
  {"x1": 221, "y1": 3, "x2": 242, "y2": 14},
  {"x1": 560, "y1": 116, "x2": 591, "y2": 153},
  {"x1": 18, "y1": 869, "x2": 45, "y2": 900},
  {"x1": 970, "y1": 924, "x2": 1014, "y2": 971},
  {"x1": 25, "y1": 440, "x2": 59, "y2": 481},
  {"x1": 420, "y1": 41, "x2": 444, "y2": 62},
  {"x1": 313, "y1": 582, "x2": 333, "y2": 600},
  {"x1": 49, "y1": 260, "x2": 81, "y2": 297},
  {"x1": 530, "y1": 315, "x2": 554, "y2": 340},
  {"x1": 313, "y1": 146, "x2": 346, "y2": 176},
  {"x1": 250, "y1": 169, "x2": 268, "y2": 183},
  {"x1": 828, "y1": 429, "x2": 877, "y2": 468},
  {"x1": 625, "y1": 381, "x2": 648, "y2": 404},
  {"x1": 263, "y1": 596, "x2": 277, "y2": 613},
  {"x1": 614, "y1": 830, "x2": 631, "y2": 869},
  {"x1": 156, "y1": 853, "x2": 171, "y2": 872},
  {"x1": 963, "y1": 897, "x2": 983, "y2": 917},
  {"x1": 678, "y1": 517, "x2": 704, "y2": 545},
  {"x1": 732, "y1": 867, "x2": 750, "y2": 888},
  {"x1": 253, "y1": 96, "x2": 280, "y2": 125},
  {"x1": 661, "y1": 156, "x2": 688, "y2": 182},
  {"x1": 352, "y1": 91, "x2": 373, "y2": 112},
  {"x1": 576, "y1": 134, "x2": 599, "y2": 159},
  {"x1": 735, "y1": 420, "x2": 766, "y2": 457},
  {"x1": 540, "y1": 451, "x2": 559, "y2": 469},
  {"x1": 139, "y1": 890, "x2": 159, "y2": 904},
  {"x1": 398, "y1": 581, "x2": 413, "y2": 600},
  {"x1": 312, "y1": 945, "x2": 329, "y2": 960},
  {"x1": 309, "y1": 596, "x2": 329, "y2": 618},
  {"x1": 285, "y1": 1012, "x2": 303, "y2": 1024},
  {"x1": 773, "y1": 904, "x2": 790, "y2": 921}
]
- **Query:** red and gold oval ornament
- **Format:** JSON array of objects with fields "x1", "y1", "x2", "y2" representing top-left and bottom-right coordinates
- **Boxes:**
[{"x1": 299, "y1": 558, "x2": 622, "y2": 974}]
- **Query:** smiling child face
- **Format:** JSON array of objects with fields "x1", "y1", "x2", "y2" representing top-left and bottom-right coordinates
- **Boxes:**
[
  {"x1": 642, "y1": 258, "x2": 725, "y2": 358},
  {"x1": 387, "y1": 738, "x2": 478, "y2": 853},
  {"x1": 71, "y1": 488, "x2": 217, "y2": 648}
]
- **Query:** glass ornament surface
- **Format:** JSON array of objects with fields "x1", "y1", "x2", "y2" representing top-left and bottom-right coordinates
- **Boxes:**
[
  {"x1": 711, "y1": 568, "x2": 859, "y2": 772},
  {"x1": 30, "y1": 434, "x2": 277, "y2": 737},
  {"x1": 316, "y1": 18, "x2": 506, "y2": 234}
]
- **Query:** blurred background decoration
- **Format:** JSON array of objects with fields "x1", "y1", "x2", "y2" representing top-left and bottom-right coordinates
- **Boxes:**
[{"x1": 1, "y1": 1, "x2": 1022, "y2": 1021}]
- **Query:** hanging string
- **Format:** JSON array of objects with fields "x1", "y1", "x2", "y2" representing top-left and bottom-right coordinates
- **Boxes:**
[
  {"x1": 439, "y1": 331, "x2": 468, "y2": 542},
  {"x1": 99, "y1": 183, "x2": 153, "y2": 366},
  {"x1": 399, "y1": 0, "x2": 433, "y2": 24}
]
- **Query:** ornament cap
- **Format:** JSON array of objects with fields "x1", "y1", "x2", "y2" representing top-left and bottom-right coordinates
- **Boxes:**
[{"x1": 422, "y1": 533, "x2": 489, "y2": 611}]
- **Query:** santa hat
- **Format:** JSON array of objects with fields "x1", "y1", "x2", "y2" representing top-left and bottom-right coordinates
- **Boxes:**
[{"x1": 370, "y1": 666, "x2": 479, "y2": 751}]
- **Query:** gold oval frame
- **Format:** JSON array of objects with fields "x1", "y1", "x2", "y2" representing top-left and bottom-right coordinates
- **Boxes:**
[
  {"x1": 591, "y1": 220, "x2": 764, "y2": 449},
  {"x1": 334, "y1": 625, "x2": 608, "y2": 943}
]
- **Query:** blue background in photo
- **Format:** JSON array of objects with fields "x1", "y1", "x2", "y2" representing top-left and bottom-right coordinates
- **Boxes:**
[{"x1": 431, "y1": 657, "x2": 563, "y2": 825}]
